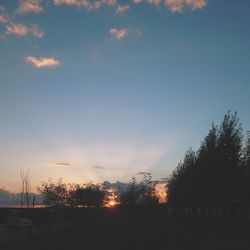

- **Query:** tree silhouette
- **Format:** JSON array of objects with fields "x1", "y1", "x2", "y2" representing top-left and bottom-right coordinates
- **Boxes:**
[
  {"x1": 167, "y1": 111, "x2": 245, "y2": 207},
  {"x1": 37, "y1": 178, "x2": 68, "y2": 207},
  {"x1": 167, "y1": 149, "x2": 197, "y2": 206},
  {"x1": 120, "y1": 174, "x2": 159, "y2": 207},
  {"x1": 20, "y1": 169, "x2": 31, "y2": 208},
  {"x1": 241, "y1": 132, "x2": 250, "y2": 201},
  {"x1": 72, "y1": 183, "x2": 106, "y2": 208}
]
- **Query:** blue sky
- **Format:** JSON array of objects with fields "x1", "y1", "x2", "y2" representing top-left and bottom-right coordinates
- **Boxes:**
[{"x1": 0, "y1": 0, "x2": 250, "y2": 192}]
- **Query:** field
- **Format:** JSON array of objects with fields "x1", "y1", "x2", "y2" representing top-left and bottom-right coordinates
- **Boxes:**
[{"x1": 1, "y1": 207, "x2": 250, "y2": 250}]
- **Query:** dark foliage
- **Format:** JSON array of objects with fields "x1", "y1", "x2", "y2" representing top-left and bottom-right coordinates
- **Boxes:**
[
  {"x1": 38, "y1": 180, "x2": 106, "y2": 208},
  {"x1": 120, "y1": 173, "x2": 159, "y2": 207},
  {"x1": 168, "y1": 111, "x2": 250, "y2": 206},
  {"x1": 69, "y1": 183, "x2": 106, "y2": 208},
  {"x1": 37, "y1": 178, "x2": 68, "y2": 207}
]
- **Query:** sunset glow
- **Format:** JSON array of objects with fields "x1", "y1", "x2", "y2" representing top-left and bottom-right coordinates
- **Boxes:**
[{"x1": 0, "y1": 0, "x2": 250, "y2": 196}]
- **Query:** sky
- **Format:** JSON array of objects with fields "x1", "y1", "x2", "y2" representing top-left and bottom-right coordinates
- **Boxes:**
[{"x1": 0, "y1": 0, "x2": 250, "y2": 192}]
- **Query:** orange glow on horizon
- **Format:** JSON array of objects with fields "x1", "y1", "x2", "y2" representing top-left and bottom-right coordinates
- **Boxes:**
[
  {"x1": 108, "y1": 200, "x2": 116, "y2": 207},
  {"x1": 155, "y1": 183, "x2": 167, "y2": 203}
]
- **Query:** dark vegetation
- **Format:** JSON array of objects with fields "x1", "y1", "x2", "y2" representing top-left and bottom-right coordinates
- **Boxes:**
[
  {"x1": 1, "y1": 111, "x2": 250, "y2": 250},
  {"x1": 1, "y1": 207, "x2": 250, "y2": 250},
  {"x1": 37, "y1": 173, "x2": 161, "y2": 208},
  {"x1": 168, "y1": 111, "x2": 250, "y2": 207}
]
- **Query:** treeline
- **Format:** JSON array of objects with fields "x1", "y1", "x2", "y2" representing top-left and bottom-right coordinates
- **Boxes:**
[
  {"x1": 167, "y1": 111, "x2": 250, "y2": 207},
  {"x1": 37, "y1": 174, "x2": 160, "y2": 208}
]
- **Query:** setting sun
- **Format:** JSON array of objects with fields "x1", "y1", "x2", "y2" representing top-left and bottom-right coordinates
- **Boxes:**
[{"x1": 108, "y1": 201, "x2": 116, "y2": 207}]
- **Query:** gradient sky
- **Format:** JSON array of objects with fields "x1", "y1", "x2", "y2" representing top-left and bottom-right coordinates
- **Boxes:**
[{"x1": 0, "y1": 0, "x2": 250, "y2": 192}]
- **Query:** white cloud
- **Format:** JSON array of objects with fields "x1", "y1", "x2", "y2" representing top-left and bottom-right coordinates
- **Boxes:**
[
  {"x1": 185, "y1": 0, "x2": 207, "y2": 9},
  {"x1": 53, "y1": 0, "x2": 80, "y2": 6},
  {"x1": 17, "y1": 0, "x2": 43, "y2": 14},
  {"x1": 164, "y1": 0, "x2": 206, "y2": 12},
  {"x1": 0, "y1": 15, "x2": 7, "y2": 23},
  {"x1": 133, "y1": 0, "x2": 143, "y2": 4},
  {"x1": 148, "y1": 0, "x2": 161, "y2": 6},
  {"x1": 53, "y1": 0, "x2": 131, "y2": 13},
  {"x1": 109, "y1": 28, "x2": 129, "y2": 40},
  {"x1": 30, "y1": 24, "x2": 44, "y2": 38},
  {"x1": 6, "y1": 23, "x2": 29, "y2": 36},
  {"x1": 25, "y1": 56, "x2": 60, "y2": 68},
  {"x1": 5, "y1": 23, "x2": 44, "y2": 38},
  {"x1": 53, "y1": 0, "x2": 105, "y2": 10},
  {"x1": 52, "y1": 0, "x2": 206, "y2": 12},
  {"x1": 103, "y1": 0, "x2": 117, "y2": 6},
  {"x1": 116, "y1": 4, "x2": 130, "y2": 14}
]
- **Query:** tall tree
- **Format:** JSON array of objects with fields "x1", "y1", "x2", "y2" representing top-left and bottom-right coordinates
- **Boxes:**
[
  {"x1": 241, "y1": 132, "x2": 250, "y2": 201},
  {"x1": 168, "y1": 111, "x2": 244, "y2": 206},
  {"x1": 216, "y1": 111, "x2": 243, "y2": 204},
  {"x1": 37, "y1": 178, "x2": 68, "y2": 207},
  {"x1": 120, "y1": 174, "x2": 159, "y2": 207},
  {"x1": 167, "y1": 149, "x2": 197, "y2": 206},
  {"x1": 72, "y1": 183, "x2": 106, "y2": 208}
]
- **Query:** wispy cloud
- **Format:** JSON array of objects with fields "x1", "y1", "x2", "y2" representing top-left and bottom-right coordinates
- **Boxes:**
[
  {"x1": 104, "y1": 0, "x2": 117, "y2": 6},
  {"x1": 164, "y1": 0, "x2": 207, "y2": 12},
  {"x1": 133, "y1": 0, "x2": 143, "y2": 4},
  {"x1": 17, "y1": 0, "x2": 43, "y2": 14},
  {"x1": 25, "y1": 56, "x2": 60, "y2": 68},
  {"x1": 1, "y1": 5, "x2": 44, "y2": 39},
  {"x1": 53, "y1": 0, "x2": 130, "y2": 13},
  {"x1": 6, "y1": 23, "x2": 29, "y2": 36},
  {"x1": 5, "y1": 23, "x2": 44, "y2": 38},
  {"x1": 136, "y1": 172, "x2": 150, "y2": 175},
  {"x1": 93, "y1": 165, "x2": 106, "y2": 170},
  {"x1": 30, "y1": 24, "x2": 44, "y2": 38},
  {"x1": 0, "y1": 15, "x2": 7, "y2": 23},
  {"x1": 52, "y1": 0, "x2": 206, "y2": 12},
  {"x1": 47, "y1": 162, "x2": 73, "y2": 167},
  {"x1": 53, "y1": 0, "x2": 80, "y2": 6},
  {"x1": 53, "y1": 0, "x2": 101, "y2": 10},
  {"x1": 109, "y1": 28, "x2": 129, "y2": 40},
  {"x1": 185, "y1": 0, "x2": 207, "y2": 10},
  {"x1": 116, "y1": 4, "x2": 130, "y2": 14},
  {"x1": 148, "y1": 0, "x2": 161, "y2": 6},
  {"x1": 55, "y1": 162, "x2": 72, "y2": 166}
]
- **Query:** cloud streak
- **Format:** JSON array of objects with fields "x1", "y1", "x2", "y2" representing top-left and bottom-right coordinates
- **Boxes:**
[
  {"x1": 136, "y1": 171, "x2": 150, "y2": 175},
  {"x1": 109, "y1": 28, "x2": 129, "y2": 40},
  {"x1": 115, "y1": 4, "x2": 130, "y2": 14},
  {"x1": 148, "y1": 0, "x2": 161, "y2": 6},
  {"x1": 164, "y1": 0, "x2": 207, "y2": 12},
  {"x1": 46, "y1": 162, "x2": 73, "y2": 167},
  {"x1": 53, "y1": 0, "x2": 130, "y2": 13},
  {"x1": 133, "y1": 0, "x2": 143, "y2": 4},
  {"x1": 30, "y1": 24, "x2": 44, "y2": 38},
  {"x1": 25, "y1": 56, "x2": 60, "y2": 68},
  {"x1": 17, "y1": 0, "x2": 43, "y2": 14},
  {"x1": 6, "y1": 23, "x2": 29, "y2": 36},
  {"x1": 5, "y1": 23, "x2": 44, "y2": 37},
  {"x1": 55, "y1": 162, "x2": 72, "y2": 166},
  {"x1": 93, "y1": 165, "x2": 106, "y2": 170},
  {"x1": 0, "y1": 15, "x2": 7, "y2": 23}
]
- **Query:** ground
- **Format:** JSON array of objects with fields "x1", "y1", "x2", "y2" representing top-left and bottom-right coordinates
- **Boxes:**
[{"x1": 1, "y1": 207, "x2": 250, "y2": 250}]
